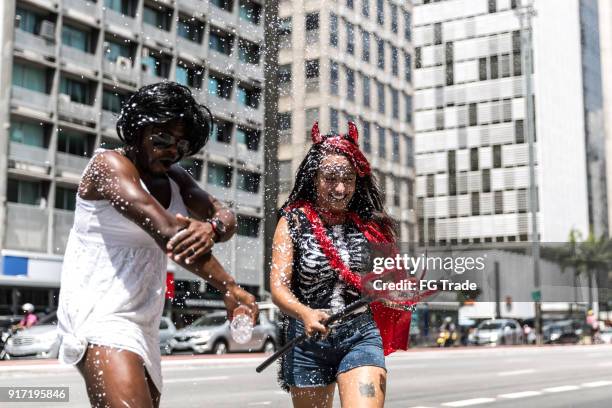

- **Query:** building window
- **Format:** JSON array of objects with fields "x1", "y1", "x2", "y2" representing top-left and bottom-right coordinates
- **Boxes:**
[
  {"x1": 376, "y1": 0, "x2": 384, "y2": 25},
  {"x1": 237, "y1": 170, "x2": 261, "y2": 193},
  {"x1": 391, "y1": 46, "x2": 399, "y2": 76},
  {"x1": 434, "y1": 22, "x2": 442, "y2": 45},
  {"x1": 490, "y1": 55, "x2": 499, "y2": 79},
  {"x1": 211, "y1": 0, "x2": 233, "y2": 12},
  {"x1": 237, "y1": 215, "x2": 260, "y2": 237},
  {"x1": 239, "y1": 0, "x2": 262, "y2": 25},
  {"x1": 236, "y1": 127, "x2": 260, "y2": 150},
  {"x1": 471, "y1": 192, "x2": 480, "y2": 216},
  {"x1": 278, "y1": 112, "x2": 292, "y2": 144},
  {"x1": 377, "y1": 126, "x2": 386, "y2": 158},
  {"x1": 306, "y1": 13, "x2": 319, "y2": 44},
  {"x1": 391, "y1": 89, "x2": 399, "y2": 119},
  {"x1": 279, "y1": 160, "x2": 293, "y2": 191},
  {"x1": 278, "y1": 64, "x2": 292, "y2": 95},
  {"x1": 103, "y1": 90, "x2": 126, "y2": 113},
  {"x1": 501, "y1": 53, "x2": 511, "y2": 78},
  {"x1": 305, "y1": 59, "x2": 320, "y2": 92},
  {"x1": 177, "y1": 17, "x2": 204, "y2": 43},
  {"x1": 494, "y1": 191, "x2": 503, "y2": 214},
  {"x1": 362, "y1": 31, "x2": 370, "y2": 62},
  {"x1": 55, "y1": 186, "x2": 77, "y2": 211},
  {"x1": 212, "y1": 120, "x2": 232, "y2": 143},
  {"x1": 482, "y1": 169, "x2": 491, "y2": 193},
  {"x1": 7, "y1": 179, "x2": 43, "y2": 206},
  {"x1": 60, "y1": 77, "x2": 91, "y2": 104},
  {"x1": 405, "y1": 94, "x2": 413, "y2": 124},
  {"x1": 278, "y1": 17, "x2": 292, "y2": 48},
  {"x1": 208, "y1": 74, "x2": 233, "y2": 99},
  {"x1": 209, "y1": 30, "x2": 234, "y2": 55},
  {"x1": 426, "y1": 174, "x2": 435, "y2": 198},
  {"x1": 236, "y1": 85, "x2": 260, "y2": 109},
  {"x1": 470, "y1": 147, "x2": 479, "y2": 171},
  {"x1": 493, "y1": 145, "x2": 502, "y2": 168},
  {"x1": 446, "y1": 64, "x2": 453, "y2": 86},
  {"x1": 404, "y1": 11, "x2": 411, "y2": 41},
  {"x1": 207, "y1": 163, "x2": 232, "y2": 187},
  {"x1": 347, "y1": 0, "x2": 354, "y2": 9},
  {"x1": 515, "y1": 119, "x2": 524, "y2": 143},
  {"x1": 330, "y1": 61, "x2": 339, "y2": 95},
  {"x1": 392, "y1": 131, "x2": 399, "y2": 161},
  {"x1": 346, "y1": 22, "x2": 355, "y2": 54},
  {"x1": 330, "y1": 13, "x2": 338, "y2": 47},
  {"x1": 346, "y1": 68, "x2": 355, "y2": 100},
  {"x1": 176, "y1": 62, "x2": 204, "y2": 89},
  {"x1": 415, "y1": 47, "x2": 422, "y2": 69},
  {"x1": 62, "y1": 25, "x2": 90, "y2": 52},
  {"x1": 362, "y1": 0, "x2": 369, "y2": 17},
  {"x1": 405, "y1": 135, "x2": 414, "y2": 168},
  {"x1": 479, "y1": 57, "x2": 487, "y2": 80},
  {"x1": 330, "y1": 108, "x2": 339, "y2": 132},
  {"x1": 362, "y1": 121, "x2": 371, "y2": 153},
  {"x1": 143, "y1": 4, "x2": 171, "y2": 30},
  {"x1": 393, "y1": 177, "x2": 401, "y2": 207},
  {"x1": 362, "y1": 75, "x2": 371, "y2": 107},
  {"x1": 377, "y1": 37, "x2": 385, "y2": 70},
  {"x1": 469, "y1": 103, "x2": 477, "y2": 126},
  {"x1": 488, "y1": 0, "x2": 497, "y2": 13},
  {"x1": 12, "y1": 63, "x2": 47, "y2": 93},
  {"x1": 104, "y1": 38, "x2": 132, "y2": 62},
  {"x1": 238, "y1": 39, "x2": 260, "y2": 65},
  {"x1": 513, "y1": 51, "x2": 522, "y2": 76},
  {"x1": 377, "y1": 82, "x2": 385, "y2": 114},
  {"x1": 305, "y1": 108, "x2": 320, "y2": 138},
  {"x1": 404, "y1": 52, "x2": 412, "y2": 82},
  {"x1": 10, "y1": 121, "x2": 45, "y2": 147},
  {"x1": 391, "y1": 4, "x2": 398, "y2": 34},
  {"x1": 435, "y1": 108, "x2": 444, "y2": 130}
]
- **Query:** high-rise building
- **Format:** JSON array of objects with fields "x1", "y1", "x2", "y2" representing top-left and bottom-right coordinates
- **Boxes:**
[
  {"x1": 275, "y1": 0, "x2": 416, "y2": 242},
  {"x1": 0, "y1": 0, "x2": 266, "y2": 317},
  {"x1": 413, "y1": 0, "x2": 607, "y2": 246}
]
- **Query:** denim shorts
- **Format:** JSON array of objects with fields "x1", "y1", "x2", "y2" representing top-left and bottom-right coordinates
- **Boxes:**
[{"x1": 282, "y1": 312, "x2": 386, "y2": 388}]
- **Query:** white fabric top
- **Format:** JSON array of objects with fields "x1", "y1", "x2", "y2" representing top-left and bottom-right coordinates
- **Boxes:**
[{"x1": 57, "y1": 150, "x2": 188, "y2": 392}]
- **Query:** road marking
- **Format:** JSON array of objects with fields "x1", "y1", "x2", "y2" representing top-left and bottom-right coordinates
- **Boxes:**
[
  {"x1": 581, "y1": 381, "x2": 612, "y2": 388},
  {"x1": 498, "y1": 391, "x2": 542, "y2": 399},
  {"x1": 542, "y1": 385, "x2": 580, "y2": 393},
  {"x1": 497, "y1": 369, "x2": 536, "y2": 376},
  {"x1": 164, "y1": 375, "x2": 229, "y2": 384},
  {"x1": 442, "y1": 398, "x2": 496, "y2": 407},
  {"x1": 247, "y1": 402, "x2": 271, "y2": 406}
]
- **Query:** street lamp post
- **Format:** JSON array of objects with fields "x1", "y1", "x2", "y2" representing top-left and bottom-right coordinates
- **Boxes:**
[{"x1": 515, "y1": 0, "x2": 542, "y2": 344}]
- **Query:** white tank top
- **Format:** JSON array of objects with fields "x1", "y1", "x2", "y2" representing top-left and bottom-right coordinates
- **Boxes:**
[{"x1": 57, "y1": 149, "x2": 188, "y2": 392}]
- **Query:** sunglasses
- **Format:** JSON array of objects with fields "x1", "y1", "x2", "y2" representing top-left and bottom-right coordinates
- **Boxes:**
[{"x1": 150, "y1": 131, "x2": 191, "y2": 157}]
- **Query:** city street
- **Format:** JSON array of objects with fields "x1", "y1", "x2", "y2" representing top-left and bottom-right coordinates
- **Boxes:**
[{"x1": 0, "y1": 344, "x2": 611, "y2": 407}]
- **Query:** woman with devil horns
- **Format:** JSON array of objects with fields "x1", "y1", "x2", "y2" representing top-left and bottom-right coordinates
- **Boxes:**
[{"x1": 270, "y1": 122, "x2": 413, "y2": 407}]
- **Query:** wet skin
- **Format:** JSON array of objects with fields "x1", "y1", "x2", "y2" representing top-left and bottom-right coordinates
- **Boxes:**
[
  {"x1": 270, "y1": 153, "x2": 386, "y2": 408},
  {"x1": 77, "y1": 120, "x2": 258, "y2": 407}
]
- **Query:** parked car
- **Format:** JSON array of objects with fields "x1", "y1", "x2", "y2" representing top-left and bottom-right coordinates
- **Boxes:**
[
  {"x1": 169, "y1": 311, "x2": 277, "y2": 355},
  {"x1": 471, "y1": 319, "x2": 523, "y2": 346},
  {"x1": 598, "y1": 326, "x2": 612, "y2": 344},
  {"x1": 3, "y1": 313, "x2": 179, "y2": 360},
  {"x1": 159, "y1": 316, "x2": 177, "y2": 355},
  {"x1": 543, "y1": 320, "x2": 582, "y2": 344},
  {"x1": 2, "y1": 312, "x2": 59, "y2": 359}
]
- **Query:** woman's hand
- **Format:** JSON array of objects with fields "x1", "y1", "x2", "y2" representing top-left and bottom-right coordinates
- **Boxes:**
[
  {"x1": 299, "y1": 308, "x2": 330, "y2": 338},
  {"x1": 166, "y1": 213, "x2": 216, "y2": 265}
]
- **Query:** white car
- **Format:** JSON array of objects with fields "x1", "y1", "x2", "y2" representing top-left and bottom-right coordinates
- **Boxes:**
[{"x1": 472, "y1": 319, "x2": 524, "y2": 346}]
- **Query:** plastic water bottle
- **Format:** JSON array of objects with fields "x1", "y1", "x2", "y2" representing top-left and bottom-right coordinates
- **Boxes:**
[{"x1": 230, "y1": 308, "x2": 253, "y2": 344}]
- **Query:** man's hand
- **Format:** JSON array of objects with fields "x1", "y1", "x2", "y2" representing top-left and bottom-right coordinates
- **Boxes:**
[
  {"x1": 224, "y1": 284, "x2": 259, "y2": 324},
  {"x1": 166, "y1": 214, "x2": 216, "y2": 264}
]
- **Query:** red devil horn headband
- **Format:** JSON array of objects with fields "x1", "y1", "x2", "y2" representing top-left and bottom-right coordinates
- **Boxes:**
[
  {"x1": 309, "y1": 121, "x2": 371, "y2": 177},
  {"x1": 310, "y1": 121, "x2": 360, "y2": 145}
]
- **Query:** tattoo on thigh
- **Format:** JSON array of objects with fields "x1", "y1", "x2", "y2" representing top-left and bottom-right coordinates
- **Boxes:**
[{"x1": 359, "y1": 382, "x2": 376, "y2": 398}]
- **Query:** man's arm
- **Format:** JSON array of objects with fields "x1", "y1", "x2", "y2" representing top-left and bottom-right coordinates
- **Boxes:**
[{"x1": 168, "y1": 166, "x2": 236, "y2": 242}]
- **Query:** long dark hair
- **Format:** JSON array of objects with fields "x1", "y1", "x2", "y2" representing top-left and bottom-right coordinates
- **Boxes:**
[
  {"x1": 116, "y1": 82, "x2": 213, "y2": 156},
  {"x1": 282, "y1": 138, "x2": 396, "y2": 239}
]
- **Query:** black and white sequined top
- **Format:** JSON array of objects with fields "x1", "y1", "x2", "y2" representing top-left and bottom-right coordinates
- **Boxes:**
[{"x1": 282, "y1": 207, "x2": 372, "y2": 313}]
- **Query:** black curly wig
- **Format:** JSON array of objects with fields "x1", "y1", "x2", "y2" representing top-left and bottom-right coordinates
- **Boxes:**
[{"x1": 116, "y1": 82, "x2": 213, "y2": 156}]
